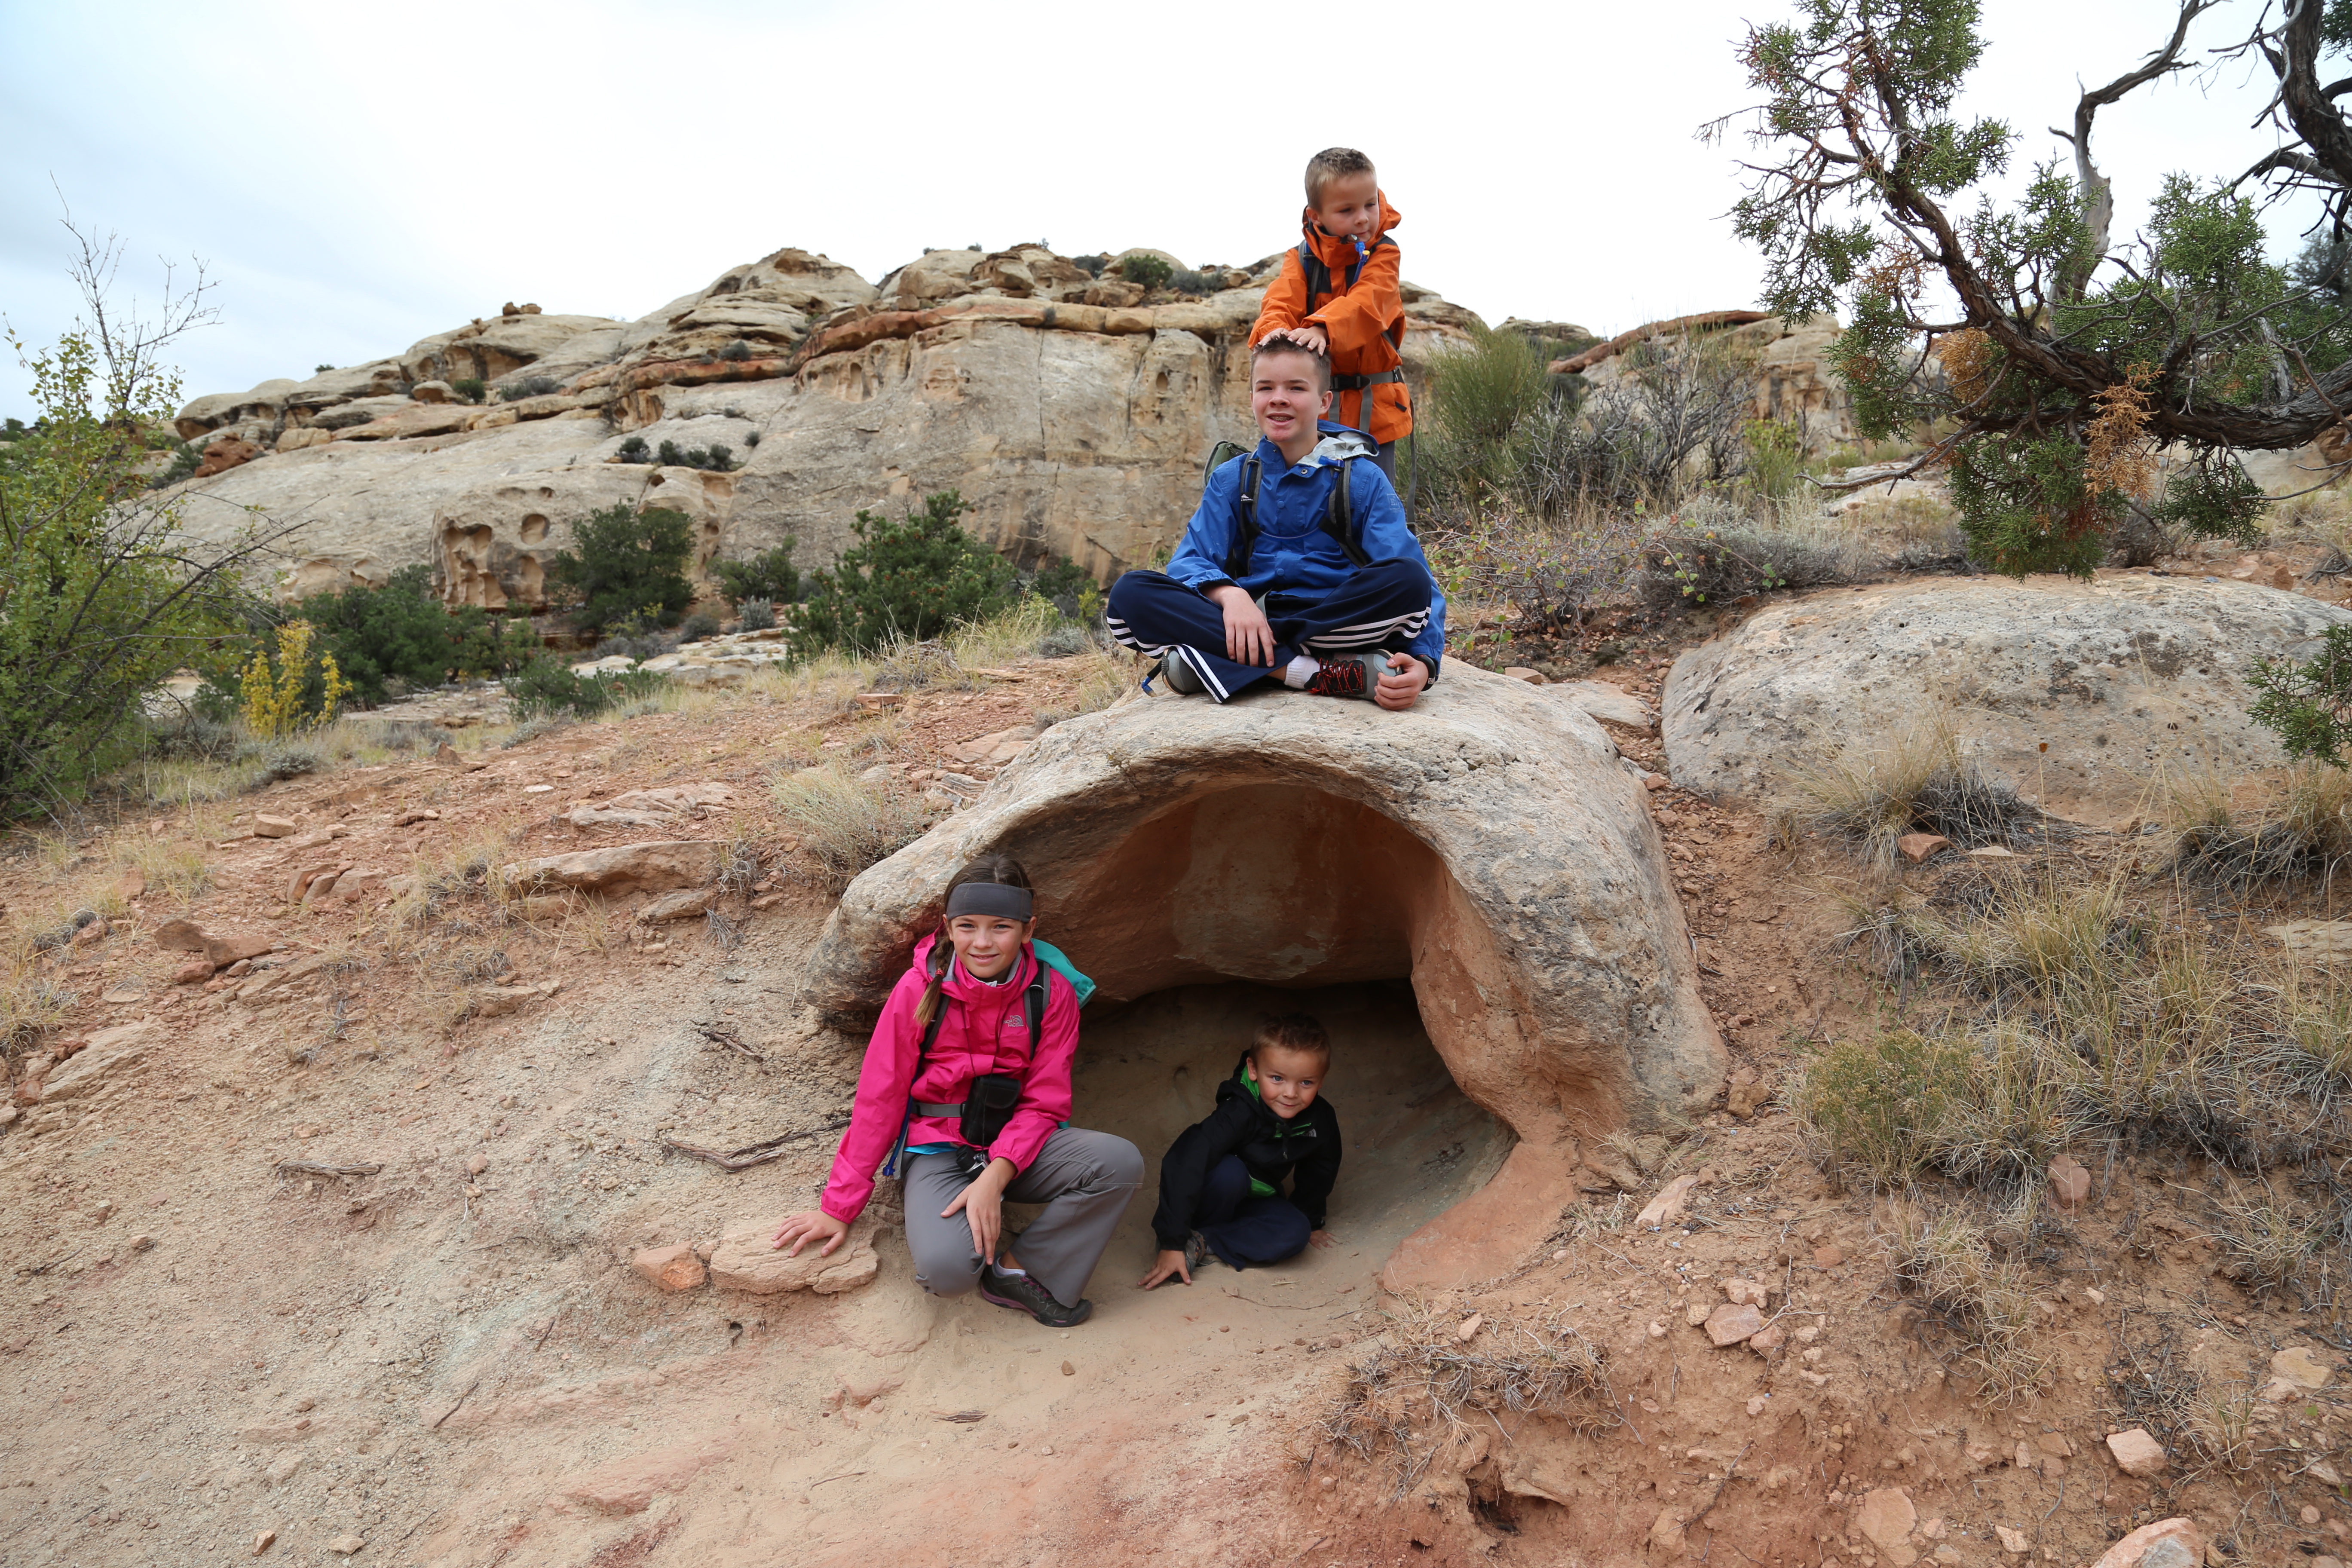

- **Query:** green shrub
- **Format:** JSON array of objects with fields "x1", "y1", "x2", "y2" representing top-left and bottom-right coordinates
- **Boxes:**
[
  {"x1": 1072, "y1": 253, "x2": 1109, "y2": 278},
  {"x1": 738, "y1": 598, "x2": 777, "y2": 631},
  {"x1": 615, "y1": 435, "x2": 651, "y2": 464},
  {"x1": 314, "y1": 364, "x2": 336, "y2": 374},
  {"x1": 449, "y1": 377, "x2": 487, "y2": 404},
  {"x1": 1794, "y1": 1028, "x2": 1979, "y2": 1190},
  {"x1": 653, "y1": 439, "x2": 741, "y2": 473},
  {"x1": 718, "y1": 340, "x2": 753, "y2": 362},
  {"x1": 792, "y1": 490, "x2": 1019, "y2": 655},
  {"x1": 712, "y1": 541, "x2": 800, "y2": 606},
  {"x1": 545, "y1": 503, "x2": 696, "y2": 632},
  {"x1": 148, "y1": 438, "x2": 201, "y2": 490},
  {"x1": 1119, "y1": 254, "x2": 1173, "y2": 291},
  {"x1": 1168, "y1": 268, "x2": 1220, "y2": 295},
  {"x1": 283, "y1": 566, "x2": 542, "y2": 705},
  {"x1": 680, "y1": 611, "x2": 721, "y2": 641},
  {"x1": 502, "y1": 374, "x2": 560, "y2": 401},
  {"x1": 506, "y1": 657, "x2": 666, "y2": 720}
]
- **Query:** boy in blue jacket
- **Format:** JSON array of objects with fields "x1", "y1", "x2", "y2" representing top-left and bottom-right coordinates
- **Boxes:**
[{"x1": 1104, "y1": 339, "x2": 1444, "y2": 710}]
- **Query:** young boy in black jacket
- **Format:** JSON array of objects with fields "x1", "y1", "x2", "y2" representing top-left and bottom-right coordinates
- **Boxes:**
[{"x1": 1138, "y1": 1014, "x2": 1342, "y2": 1288}]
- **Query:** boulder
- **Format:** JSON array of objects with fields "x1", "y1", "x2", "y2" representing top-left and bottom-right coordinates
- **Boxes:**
[
  {"x1": 42, "y1": 1023, "x2": 158, "y2": 1102},
  {"x1": 2086, "y1": 1519, "x2": 2202, "y2": 1568},
  {"x1": 1704, "y1": 1303, "x2": 1765, "y2": 1346},
  {"x1": 707, "y1": 1219, "x2": 880, "y2": 1295},
  {"x1": 501, "y1": 840, "x2": 726, "y2": 897},
  {"x1": 1663, "y1": 577, "x2": 2352, "y2": 828},
  {"x1": 1549, "y1": 679, "x2": 1655, "y2": 731},
  {"x1": 2104, "y1": 1427, "x2": 2167, "y2": 1476},
  {"x1": 802, "y1": 665, "x2": 1724, "y2": 1287}
]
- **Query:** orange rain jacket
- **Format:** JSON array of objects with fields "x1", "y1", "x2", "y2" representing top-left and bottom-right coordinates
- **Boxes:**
[{"x1": 1249, "y1": 191, "x2": 1413, "y2": 445}]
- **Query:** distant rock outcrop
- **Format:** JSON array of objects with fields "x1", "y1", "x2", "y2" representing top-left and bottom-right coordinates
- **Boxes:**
[{"x1": 164, "y1": 246, "x2": 1482, "y2": 606}]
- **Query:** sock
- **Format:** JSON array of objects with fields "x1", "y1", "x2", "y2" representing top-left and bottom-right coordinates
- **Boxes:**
[
  {"x1": 991, "y1": 1260, "x2": 1027, "y2": 1277},
  {"x1": 1282, "y1": 655, "x2": 1319, "y2": 690}
]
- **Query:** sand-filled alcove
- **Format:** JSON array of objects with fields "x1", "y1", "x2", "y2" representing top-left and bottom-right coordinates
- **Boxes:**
[{"x1": 802, "y1": 665, "x2": 1725, "y2": 1283}]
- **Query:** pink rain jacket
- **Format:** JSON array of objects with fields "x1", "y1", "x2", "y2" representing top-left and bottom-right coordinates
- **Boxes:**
[{"x1": 819, "y1": 934, "x2": 1079, "y2": 1224}]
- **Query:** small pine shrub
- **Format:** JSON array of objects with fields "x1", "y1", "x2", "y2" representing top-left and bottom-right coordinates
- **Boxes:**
[
  {"x1": 744, "y1": 430, "x2": 761, "y2": 447},
  {"x1": 449, "y1": 377, "x2": 487, "y2": 405},
  {"x1": 506, "y1": 658, "x2": 666, "y2": 720},
  {"x1": 718, "y1": 340, "x2": 753, "y2": 362},
  {"x1": 1119, "y1": 254, "x2": 1173, "y2": 291},
  {"x1": 314, "y1": 364, "x2": 336, "y2": 374},
  {"x1": 705, "y1": 443, "x2": 738, "y2": 472},
  {"x1": 1072, "y1": 254, "x2": 1109, "y2": 278},
  {"x1": 712, "y1": 541, "x2": 801, "y2": 606},
  {"x1": 279, "y1": 566, "x2": 542, "y2": 705},
  {"x1": 544, "y1": 503, "x2": 696, "y2": 632},
  {"x1": 791, "y1": 490, "x2": 1019, "y2": 656},
  {"x1": 615, "y1": 435, "x2": 650, "y2": 463}
]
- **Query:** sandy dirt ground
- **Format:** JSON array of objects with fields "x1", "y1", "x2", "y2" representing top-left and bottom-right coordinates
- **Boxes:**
[{"x1": 0, "y1": 621, "x2": 2346, "y2": 1568}]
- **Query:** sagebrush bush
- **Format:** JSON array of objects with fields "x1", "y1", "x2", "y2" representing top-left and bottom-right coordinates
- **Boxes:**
[
  {"x1": 506, "y1": 658, "x2": 666, "y2": 720},
  {"x1": 772, "y1": 763, "x2": 936, "y2": 891},
  {"x1": 738, "y1": 598, "x2": 777, "y2": 632},
  {"x1": 680, "y1": 611, "x2": 720, "y2": 641},
  {"x1": 717, "y1": 340, "x2": 753, "y2": 362}
]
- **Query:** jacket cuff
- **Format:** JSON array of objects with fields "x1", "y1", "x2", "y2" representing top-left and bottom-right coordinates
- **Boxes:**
[
  {"x1": 821, "y1": 1197, "x2": 863, "y2": 1224},
  {"x1": 1153, "y1": 1231, "x2": 1191, "y2": 1251}
]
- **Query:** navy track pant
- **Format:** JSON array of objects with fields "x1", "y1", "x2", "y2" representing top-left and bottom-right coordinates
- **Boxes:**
[
  {"x1": 1104, "y1": 559, "x2": 1432, "y2": 703},
  {"x1": 1196, "y1": 1155, "x2": 1313, "y2": 1270}
]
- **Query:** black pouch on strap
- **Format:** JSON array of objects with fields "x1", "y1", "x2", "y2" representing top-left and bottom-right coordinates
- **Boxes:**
[{"x1": 960, "y1": 1073, "x2": 1024, "y2": 1147}]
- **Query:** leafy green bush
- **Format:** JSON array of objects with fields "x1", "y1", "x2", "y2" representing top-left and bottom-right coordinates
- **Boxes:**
[
  {"x1": 680, "y1": 611, "x2": 721, "y2": 641},
  {"x1": 654, "y1": 439, "x2": 740, "y2": 473},
  {"x1": 718, "y1": 340, "x2": 753, "y2": 362},
  {"x1": 285, "y1": 566, "x2": 543, "y2": 705},
  {"x1": 502, "y1": 374, "x2": 560, "y2": 401},
  {"x1": 314, "y1": 363, "x2": 336, "y2": 374},
  {"x1": 449, "y1": 377, "x2": 487, "y2": 404},
  {"x1": 0, "y1": 243, "x2": 273, "y2": 817},
  {"x1": 791, "y1": 490, "x2": 1018, "y2": 655},
  {"x1": 615, "y1": 435, "x2": 651, "y2": 464},
  {"x1": 712, "y1": 541, "x2": 800, "y2": 606},
  {"x1": 506, "y1": 658, "x2": 666, "y2": 720},
  {"x1": 1119, "y1": 254, "x2": 1173, "y2": 291},
  {"x1": 1024, "y1": 554, "x2": 1096, "y2": 621},
  {"x1": 545, "y1": 503, "x2": 696, "y2": 632},
  {"x1": 148, "y1": 438, "x2": 201, "y2": 490}
]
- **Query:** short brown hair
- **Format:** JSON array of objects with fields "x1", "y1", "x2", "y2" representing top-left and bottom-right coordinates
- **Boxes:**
[
  {"x1": 1251, "y1": 1013, "x2": 1331, "y2": 1065},
  {"x1": 1250, "y1": 335, "x2": 1332, "y2": 394},
  {"x1": 1306, "y1": 147, "x2": 1376, "y2": 207}
]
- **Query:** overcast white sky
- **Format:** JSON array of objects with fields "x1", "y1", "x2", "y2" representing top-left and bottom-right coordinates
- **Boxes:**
[{"x1": 0, "y1": 0, "x2": 2323, "y2": 422}]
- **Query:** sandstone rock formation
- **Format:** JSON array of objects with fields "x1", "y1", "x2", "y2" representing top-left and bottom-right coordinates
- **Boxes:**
[
  {"x1": 1661, "y1": 576, "x2": 2352, "y2": 827},
  {"x1": 799, "y1": 664, "x2": 1726, "y2": 1283},
  {"x1": 163, "y1": 244, "x2": 1482, "y2": 607}
]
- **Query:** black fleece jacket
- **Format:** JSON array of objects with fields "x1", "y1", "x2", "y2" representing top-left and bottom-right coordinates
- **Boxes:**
[{"x1": 1150, "y1": 1056, "x2": 1343, "y2": 1248}]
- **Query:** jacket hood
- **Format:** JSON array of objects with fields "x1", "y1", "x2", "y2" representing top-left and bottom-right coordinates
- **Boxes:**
[
  {"x1": 1298, "y1": 190, "x2": 1402, "y2": 264},
  {"x1": 1259, "y1": 423, "x2": 1376, "y2": 471}
]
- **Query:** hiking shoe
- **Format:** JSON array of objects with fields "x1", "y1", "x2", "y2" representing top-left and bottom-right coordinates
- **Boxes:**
[
  {"x1": 1184, "y1": 1231, "x2": 1213, "y2": 1277},
  {"x1": 1304, "y1": 652, "x2": 1391, "y2": 700},
  {"x1": 1158, "y1": 652, "x2": 1205, "y2": 696},
  {"x1": 978, "y1": 1264, "x2": 1094, "y2": 1327}
]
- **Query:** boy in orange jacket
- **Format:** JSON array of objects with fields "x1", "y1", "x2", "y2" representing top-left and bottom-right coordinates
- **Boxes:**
[{"x1": 1251, "y1": 147, "x2": 1412, "y2": 482}]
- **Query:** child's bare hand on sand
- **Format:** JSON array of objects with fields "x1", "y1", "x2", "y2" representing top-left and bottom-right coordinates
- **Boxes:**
[
  {"x1": 1138, "y1": 1249, "x2": 1193, "y2": 1289},
  {"x1": 772, "y1": 1210, "x2": 848, "y2": 1256},
  {"x1": 1309, "y1": 1228, "x2": 1336, "y2": 1249}
]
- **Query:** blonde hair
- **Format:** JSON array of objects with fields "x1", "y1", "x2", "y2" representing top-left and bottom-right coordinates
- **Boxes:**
[{"x1": 1305, "y1": 147, "x2": 1376, "y2": 208}]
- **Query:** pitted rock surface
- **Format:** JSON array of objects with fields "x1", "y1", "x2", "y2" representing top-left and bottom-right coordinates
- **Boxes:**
[{"x1": 1662, "y1": 576, "x2": 2352, "y2": 827}]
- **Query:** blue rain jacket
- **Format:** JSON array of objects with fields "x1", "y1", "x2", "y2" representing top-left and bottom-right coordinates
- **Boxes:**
[{"x1": 1163, "y1": 423, "x2": 1446, "y2": 674}]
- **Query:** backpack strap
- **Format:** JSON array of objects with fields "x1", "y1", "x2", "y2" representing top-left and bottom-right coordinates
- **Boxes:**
[
  {"x1": 1222, "y1": 456, "x2": 1263, "y2": 581},
  {"x1": 902, "y1": 958, "x2": 1050, "y2": 1121},
  {"x1": 1320, "y1": 460, "x2": 1370, "y2": 568},
  {"x1": 1297, "y1": 236, "x2": 1379, "y2": 302}
]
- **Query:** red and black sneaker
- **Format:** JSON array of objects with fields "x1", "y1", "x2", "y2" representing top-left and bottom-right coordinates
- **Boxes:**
[{"x1": 1303, "y1": 653, "x2": 1389, "y2": 700}]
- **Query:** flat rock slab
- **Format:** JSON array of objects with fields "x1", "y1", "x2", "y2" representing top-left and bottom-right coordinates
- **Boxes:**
[
  {"x1": 1662, "y1": 577, "x2": 2352, "y2": 828},
  {"x1": 707, "y1": 1220, "x2": 880, "y2": 1295},
  {"x1": 43, "y1": 1023, "x2": 159, "y2": 1102},
  {"x1": 501, "y1": 839, "x2": 725, "y2": 897}
]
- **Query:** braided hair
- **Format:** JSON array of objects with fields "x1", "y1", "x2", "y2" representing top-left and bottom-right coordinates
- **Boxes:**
[{"x1": 913, "y1": 853, "x2": 1034, "y2": 1029}]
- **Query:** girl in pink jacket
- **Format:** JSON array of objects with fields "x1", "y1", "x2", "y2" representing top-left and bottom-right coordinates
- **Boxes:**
[{"x1": 770, "y1": 855, "x2": 1142, "y2": 1327}]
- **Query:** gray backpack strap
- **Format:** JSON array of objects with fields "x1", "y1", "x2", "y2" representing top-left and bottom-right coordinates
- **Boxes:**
[
  {"x1": 1320, "y1": 460, "x2": 1370, "y2": 568},
  {"x1": 1223, "y1": 456, "x2": 1263, "y2": 580}
]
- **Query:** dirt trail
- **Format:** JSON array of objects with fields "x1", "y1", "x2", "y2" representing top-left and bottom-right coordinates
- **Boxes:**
[{"x1": 0, "y1": 638, "x2": 2345, "y2": 1567}]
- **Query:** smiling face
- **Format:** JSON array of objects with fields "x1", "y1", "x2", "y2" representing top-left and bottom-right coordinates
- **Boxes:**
[
  {"x1": 946, "y1": 913, "x2": 1032, "y2": 980},
  {"x1": 1248, "y1": 1044, "x2": 1328, "y2": 1119},
  {"x1": 1311, "y1": 170, "x2": 1381, "y2": 242},
  {"x1": 1251, "y1": 348, "x2": 1332, "y2": 453}
]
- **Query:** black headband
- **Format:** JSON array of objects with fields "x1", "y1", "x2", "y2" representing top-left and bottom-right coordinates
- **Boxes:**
[{"x1": 944, "y1": 882, "x2": 1032, "y2": 922}]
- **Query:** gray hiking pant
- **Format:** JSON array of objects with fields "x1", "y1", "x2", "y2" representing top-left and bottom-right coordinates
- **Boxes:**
[{"x1": 902, "y1": 1127, "x2": 1143, "y2": 1309}]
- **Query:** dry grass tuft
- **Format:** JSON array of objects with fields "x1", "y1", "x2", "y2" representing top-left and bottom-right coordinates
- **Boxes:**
[
  {"x1": 1321, "y1": 1298, "x2": 1613, "y2": 1494},
  {"x1": 2207, "y1": 1182, "x2": 2331, "y2": 1294},
  {"x1": 1784, "y1": 723, "x2": 2044, "y2": 868},
  {"x1": 1886, "y1": 1204, "x2": 2051, "y2": 1403},
  {"x1": 2166, "y1": 763, "x2": 2352, "y2": 887},
  {"x1": 771, "y1": 762, "x2": 937, "y2": 892}
]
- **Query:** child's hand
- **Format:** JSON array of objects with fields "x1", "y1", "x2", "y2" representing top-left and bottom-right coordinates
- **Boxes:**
[
  {"x1": 1374, "y1": 653, "x2": 1430, "y2": 711},
  {"x1": 772, "y1": 1210, "x2": 848, "y2": 1256},
  {"x1": 1207, "y1": 584, "x2": 1277, "y2": 666},
  {"x1": 1139, "y1": 1249, "x2": 1193, "y2": 1289},
  {"x1": 1280, "y1": 323, "x2": 1330, "y2": 355},
  {"x1": 941, "y1": 1157, "x2": 1017, "y2": 1262},
  {"x1": 1309, "y1": 1228, "x2": 1336, "y2": 1249}
]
